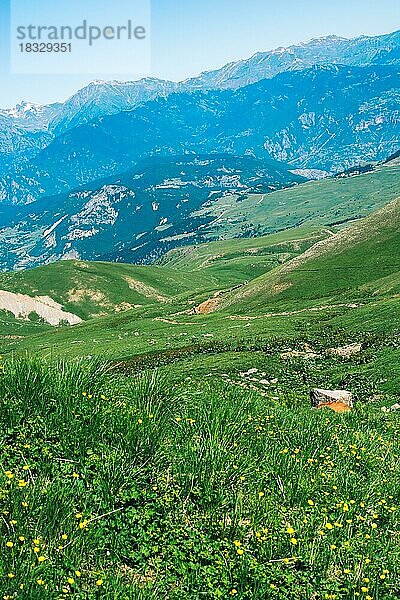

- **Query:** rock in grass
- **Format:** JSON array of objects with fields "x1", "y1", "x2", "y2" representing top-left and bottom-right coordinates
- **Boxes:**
[
  {"x1": 311, "y1": 388, "x2": 353, "y2": 413},
  {"x1": 328, "y1": 343, "x2": 362, "y2": 358}
]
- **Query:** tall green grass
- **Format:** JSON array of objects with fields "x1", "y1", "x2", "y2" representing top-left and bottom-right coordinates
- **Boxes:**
[{"x1": 0, "y1": 357, "x2": 399, "y2": 598}]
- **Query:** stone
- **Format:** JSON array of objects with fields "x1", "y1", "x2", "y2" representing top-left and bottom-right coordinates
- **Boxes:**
[
  {"x1": 381, "y1": 403, "x2": 400, "y2": 412},
  {"x1": 328, "y1": 343, "x2": 362, "y2": 358},
  {"x1": 311, "y1": 388, "x2": 353, "y2": 413}
]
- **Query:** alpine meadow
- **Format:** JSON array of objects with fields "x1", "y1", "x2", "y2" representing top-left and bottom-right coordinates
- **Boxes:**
[{"x1": 0, "y1": 19, "x2": 400, "y2": 600}]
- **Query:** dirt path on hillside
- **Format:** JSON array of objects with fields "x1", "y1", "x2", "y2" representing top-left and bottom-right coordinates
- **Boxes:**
[
  {"x1": 153, "y1": 317, "x2": 200, "y2": 325},
  {"x1": 226, "y1": 302, "x2": 363, "y2": 320}
]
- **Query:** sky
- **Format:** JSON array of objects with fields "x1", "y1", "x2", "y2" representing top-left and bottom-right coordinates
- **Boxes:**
[{"x1": 0, "y1": 0, "x2": 399, "y2": 108}]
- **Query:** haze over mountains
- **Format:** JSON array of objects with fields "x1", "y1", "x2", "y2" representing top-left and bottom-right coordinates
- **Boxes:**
[{"x1": 0, "y1": 29, "x2": 399, "y2": 271}]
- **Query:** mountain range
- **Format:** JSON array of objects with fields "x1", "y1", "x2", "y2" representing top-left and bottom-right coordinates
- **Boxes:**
[{"x1": 0, "y1": 29, "x2": 400, "y2": 271}]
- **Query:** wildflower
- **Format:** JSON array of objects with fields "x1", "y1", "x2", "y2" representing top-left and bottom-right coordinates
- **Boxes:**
[
  {"x1": 6, "y1": 541, "x2": 13, "y2": 548},
  {"x1": 7, "y1": 573, "x2": 15, "y2": 579},
  {"x1": 37, "y1": 580, "x2": 45, "y2": 586},
  {"x1": 325, "y1": 523, "x2": 333, "y2": 530},
  {"x1": 137, "y1": 419, "x2": 143, "y2": 424},
  {"x1": 68, "y1": 578, "x2": 75, "y2": 585},
  {"x1": 308, "y1": 499, "x2": 314, "y2": 506},
  {"x1": 230, "y1": 591, "x2": 238, "y2": 596},
  {"x1": 286, "y1": 527, "x2": 295, "y2": 535},
  {"x1": 22, "y1": 465, "x2": 29, "y2": 471},
  {"x1": 361, "y1": 588, "x2": 369, "y2": 593},
  {"x1": 233, "y1": 540, "x2": 241, "y2": 547},
  {"x1": 330, "y1": 544, "x2": 337, "y2": 550},
  {"x1": 290, "y1": 538, "x2": 297, "y2": 545},
  {"x1": 75, "y1": 513, "x2": 83, "y2": 519},
  {"x1": 79, "y1": 519, "x2": 88, "y2": 529},
  {"x1": 365, "y1": 558, "x2": 371, "y2": 564},
  {"x1": 258, "y1": 492, "x2": 265, "y2": 498},
  {"x1": 18, "y1": 480, "x2": 28, "y2": 487},
  {"x1": 96, "y1": 579, "x2": 103, "y2": 586},
  {"x1": 38, "y1": 556, "x2": 46, "y2": 563},
  {"x1": 75, "y1": 571, "x2": 81, "y2": 577},
  {"x1": 72, "y1": 473, "x2": 79, "y2": 479},
  {"x1": 19, "y1": 536, "x2": 25, "y2": 542},
  {"x1": 5, "y1": 471, "x2": 13, "y2": 479},
  {"x1": 62, "y1": 534, "x2": 68, "y2": 540},
  {"x1": 33, "y1": 538, "x2": 40, "y2": 545},
  {"x1": 22, "y1": 502, "x2": 28, "y2": 507},
  {"x1": 237, "y1": 548, "x2": 244, "y2": 555}
]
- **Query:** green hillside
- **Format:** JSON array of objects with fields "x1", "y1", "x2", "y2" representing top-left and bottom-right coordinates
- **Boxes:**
[
  {"x1": 2, "y1": 163, "x2": 400, "y2": 363},
  {"x1": 223, "y1": 196, "x2": 400, "y2": 313},
  {"x1": 0, "y1": 260, "x2": 222, "y2": 322},
  {"x1": 159, "y1": 226, "x2": 328, "y2": 284},
  {"x1": 194, "y1": 160, "x2": 400, "y2": 240}
]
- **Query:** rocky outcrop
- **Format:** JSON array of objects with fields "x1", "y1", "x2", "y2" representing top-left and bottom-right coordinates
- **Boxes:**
[
  {"x1": 0, "y1": 290, "x2": 82, "y2": 326},
  {"x1": 328, "y1": 343, "x2": 362, "y2": 357}
]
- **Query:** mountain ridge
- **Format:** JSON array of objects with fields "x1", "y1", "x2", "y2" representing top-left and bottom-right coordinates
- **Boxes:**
[
  {"x1": 1, "y1": 28, "x2": 399, "y2": 168},
  {"x1": 2, "y1": 63, "x2": 398, "y2": 206}
]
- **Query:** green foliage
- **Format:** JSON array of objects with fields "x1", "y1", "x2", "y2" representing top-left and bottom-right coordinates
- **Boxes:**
[{"x1": 0, "y1": 354, "x2": 400, "y2": 598}]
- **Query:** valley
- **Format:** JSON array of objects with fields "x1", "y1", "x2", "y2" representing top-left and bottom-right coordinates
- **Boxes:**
[{"x1": 1, "y1": 26, "x2": 400, "y2": 600}]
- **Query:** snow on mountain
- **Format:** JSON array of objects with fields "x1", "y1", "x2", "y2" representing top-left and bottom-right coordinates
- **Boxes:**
[
  {"x1": 0, "y1": 78, "x2": 178, "y2": 165},
  {"x1": 1, "y1": 29, "x2": 400, "y2": 202},
  {"x1": 183, "y1": 29, "x2": 400, "y2": 90}
]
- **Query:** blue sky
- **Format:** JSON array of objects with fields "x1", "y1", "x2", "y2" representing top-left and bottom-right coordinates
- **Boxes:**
[{"x1": 0, "y1": 0, "x2": 399, "y2": 107}]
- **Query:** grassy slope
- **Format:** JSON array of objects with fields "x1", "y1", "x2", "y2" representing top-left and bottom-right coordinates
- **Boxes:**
[
  {"x1": 2, "y1": 165, "x2": 400, "y2": 362},
  {"x1": 0, "y1": 227, "x2": 326, "y2": 329},
  {"x1": 0, "y1": 228, "x2": 329, "y2": 358},
  {"x1": 159, "y1": 226, "x2": 327, "y2": 284},
  {"x1": 0, "y1": 260, "x2": 225, "y2": 321},
  {"x1": 223, "y1": 196, "x2": 400, "y2": 313},
  {"x1": 7, "y1": 192, "x2": 400, "y2": 361},
  {"x1": 193, "y1": 161, "x2": 400, "y2": 239}
]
